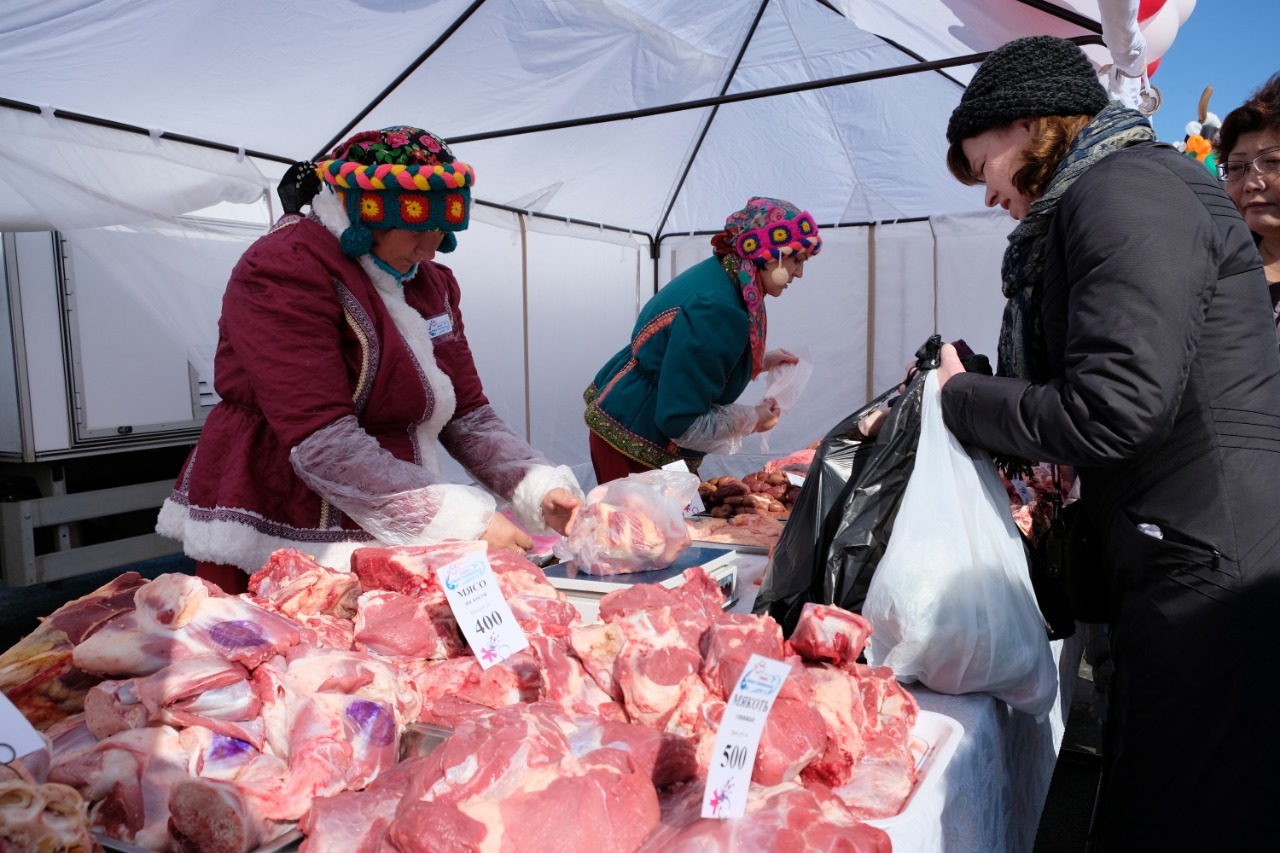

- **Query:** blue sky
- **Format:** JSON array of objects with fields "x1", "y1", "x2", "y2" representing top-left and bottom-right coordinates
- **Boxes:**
[{"x1": 1145, "y1": 0, "x2": 1277, "y2": 144}]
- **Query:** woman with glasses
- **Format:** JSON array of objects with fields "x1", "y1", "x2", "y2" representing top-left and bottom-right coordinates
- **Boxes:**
[
  {"x1": 1217, "y1": 73, "x2": 1280, "y2": 348},
  {"x1": 933, "y1": 37, "x2": 1280, "y2": 850}
]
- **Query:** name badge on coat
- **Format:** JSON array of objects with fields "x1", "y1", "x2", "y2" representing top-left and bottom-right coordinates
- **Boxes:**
[{"x1": 426, "y1": 312, "x2": 454, "y2": 340}]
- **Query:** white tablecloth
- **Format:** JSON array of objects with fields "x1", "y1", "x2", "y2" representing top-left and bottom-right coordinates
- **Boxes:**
[{"x1": 729, "y1": 552, "x2": 1084, "y2": 853}]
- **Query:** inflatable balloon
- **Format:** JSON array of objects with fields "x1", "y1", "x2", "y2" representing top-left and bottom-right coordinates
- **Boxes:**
[
  {"x1": 1137, "y1": 0, "x2": 1167, "y2": 23},
  {"x1": 1173, "y1": 0, "x2": 1196, "y2": 26},
  {"x1": 1140, "y1": 1, "x2": 1180, "y2": 62},
  {"x1": 1147, "y1": 57, "x2": 1162, "y2": 78}
]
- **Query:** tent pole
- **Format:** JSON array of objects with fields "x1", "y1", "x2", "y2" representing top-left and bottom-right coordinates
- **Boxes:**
[
  {"x1": 865, "y1": 224, "x2": 876, "y2": 404},
  {"x1": 0, "y1": 97, "x2": 294, "y2": 165},
  {"x1": 652, "y1": 0, "x2": 771, "y2": 242},
  {"x1": 447, "y1": 35, "x2": 1103, "y2": 144},
  {"x1": 313, "y1": 0, "x2": 491, "y2": 159},
  {"x1": 519, "y1": 213, "x2": 532, "y2": 442}
]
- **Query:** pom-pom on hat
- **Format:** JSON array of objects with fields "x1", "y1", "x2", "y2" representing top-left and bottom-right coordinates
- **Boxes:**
[
  {"x1": 711, "y1": 197, "x2": 822, "y2": 268},
  {"x1": 945, "y1": 36, "x2": 1109, "y2": 146},
  {"x1": 316, "y1": 126, "x2": 475, "y2": 258}
]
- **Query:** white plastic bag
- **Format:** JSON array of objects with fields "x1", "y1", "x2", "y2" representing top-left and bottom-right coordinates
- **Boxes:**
[
  {"x1": 757, "y1": 355, "x2": 814, "y2": 453},
  {"x1": 552, "y1": 469, "x2": 699, "y2": 575},
  {"x1": 863, "y1": 370, "x2": 1057, "y2": 715}
]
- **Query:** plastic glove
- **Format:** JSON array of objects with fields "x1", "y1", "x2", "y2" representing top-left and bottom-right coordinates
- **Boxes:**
[
  {"x1": 673, "y1": 402, "x2": 760, "y2": 455},
  {"x1": 440, "y1": 404, "x2": 584, "y2": 534},
  {"x1": 291, "y1": 415, "x2": 494, "y2": 543}
]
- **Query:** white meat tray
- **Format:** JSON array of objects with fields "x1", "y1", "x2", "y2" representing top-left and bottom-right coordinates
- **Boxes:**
[{"x1": 862, "y1": 709, "x2": 964, "y2": 829}]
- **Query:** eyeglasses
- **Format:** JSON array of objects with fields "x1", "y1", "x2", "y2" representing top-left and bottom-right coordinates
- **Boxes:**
[{"x1": 1219, "y1": 147, "x2": 1280, "y2": 182}]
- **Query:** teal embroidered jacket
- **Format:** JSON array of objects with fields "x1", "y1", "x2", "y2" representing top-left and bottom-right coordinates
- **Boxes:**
[{"x1": 584, "y1": 255, "x2": 754, "y2": 468}]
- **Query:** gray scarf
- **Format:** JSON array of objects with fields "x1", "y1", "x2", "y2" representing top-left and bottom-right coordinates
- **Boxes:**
[{"x1": 997, "y1": 102, "x2": 1156, "y2": 381}]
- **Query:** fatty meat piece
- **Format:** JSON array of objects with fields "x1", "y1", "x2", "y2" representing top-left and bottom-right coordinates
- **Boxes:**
[
  {"x1": 300, "y1": 759, "x2": 421, "y2": 853},
  {"x1": 72, "y1": 573, "x2": 301, "y2": 677},
  {"x1": 0, "y1": 571, "x2": 147, "y2": 730},
  {"x1": 386, "y1": 702, "x2": 660, "y2": 853},
  {"x1": 638, "y1": 780, "x2": 890, "y2": 852},
  {"x1": 248, "y1": 549, "x2": 361, "y2": 620},
  {"x1": 786, "y1": 602, "x2": 873, "y2": 670}
]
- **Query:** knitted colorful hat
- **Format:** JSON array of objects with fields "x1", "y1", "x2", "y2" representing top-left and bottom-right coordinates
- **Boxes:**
[
  {"x1": 946, "y1": 36, "x2": 1109, "y2": 145},
  {"x1": 711, "y1": 197, "x2": 822, "y2": 268},
  {"x1": 316, "y1": 126, "x2": 475, "y2": 258}
]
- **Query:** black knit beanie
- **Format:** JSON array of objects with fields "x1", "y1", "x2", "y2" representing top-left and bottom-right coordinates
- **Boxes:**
[{"x1": 946, "y1": 36, "x2": 1109, "y2": 145}]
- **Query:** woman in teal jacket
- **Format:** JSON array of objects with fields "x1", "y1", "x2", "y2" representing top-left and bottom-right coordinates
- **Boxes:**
[{"x1": 584, "y1": 197, "x2": 821, "y2": 483}]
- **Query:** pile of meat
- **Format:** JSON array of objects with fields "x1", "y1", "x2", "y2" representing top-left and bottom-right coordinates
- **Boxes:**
[
  {"x1": 0, "y1": 760, "x2": 96, "y2": 853},
  {"x1": 685, "y1": 514, "x2": 786, "y2": 552},
  {"x1": 0, "y1": 544, "x2": 919, "y2": 853},
  {"x1": 697, "y1": 472, "x2": 801, "y2": 520}
]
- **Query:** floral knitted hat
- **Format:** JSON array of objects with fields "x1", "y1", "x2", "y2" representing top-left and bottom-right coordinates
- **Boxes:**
[
  {"x1": 711, "y1": 198, "x2": 821, "y2": 379},
  {"x1": 316, "y1": 126, "x2": 475, "y2": 258},
  {"x1": 710, "y1": 197, "x2": 822, "y2": 268}
]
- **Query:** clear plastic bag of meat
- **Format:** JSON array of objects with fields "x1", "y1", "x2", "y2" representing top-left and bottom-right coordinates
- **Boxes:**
[
  {"x1": 552, "y1": 470, "x2": 699, "y2": 575},
  {"x1": 862, "y1": 368, "x2": 1057, "y2": 716}
]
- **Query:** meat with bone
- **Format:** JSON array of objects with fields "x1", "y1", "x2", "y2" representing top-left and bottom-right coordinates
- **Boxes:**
[
  {"x1": 526, "y1": 634, "x2": 625, "y2": 722},
  {"x1": 638, "y1": 779, "x2": 891, "y2": 852},
  {"x1": 832, "y1": 664, "x2": 921, "y2": 819},
  {"x1": 798, "y1": 663, "x2": 867, "y2": 788},
  {"x1": 386, "y1": 702, "x2": 660, "y2": 853},
  {"x1": 299, "y1": 759, "x2": 421, "y2": 853},
  {"x1": 247, "y1": 549, "x2": 360, "y2": 621},
  {"x1": 167, "y1": 727, "x2": 295, "y2": 852},
  {"x1": 699, "y1": 612, "x2": 785, "y2": 696},
  {"x1": 72, "y1": 574, "x2": 301, "y2": 677},
  {"x1": 0, "y1": 571, "x2": 146, "y2": 730},
  {"x1": 48, "y1": 724, "x2": 193, "y2": 850},
  {"x1": 786, "y1": 602, "x2": 873, "y2": 670},
  {"x1": 706, "y1": 655, "x2": 827, "y2": 787},
  {"x1": 84, "y1": 656, "x2": 263, "y2": 747},
  {"x1": 349, "y1": 541, "x2": 487, "y2": 597}
]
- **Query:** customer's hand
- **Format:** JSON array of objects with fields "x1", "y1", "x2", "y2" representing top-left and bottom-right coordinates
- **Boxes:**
[
  {"x1": 540, "y1": 488, "x2": 581, "y2": 536},
  {"x1": 936, "y1": 343, "x2": 967, "y2": 390},
  {"x1": 480, "y1": 512, "x2": 534, "y2": 554},
  {"x1": 753, "y1": 398, "x2": 781, "y2": 432}
]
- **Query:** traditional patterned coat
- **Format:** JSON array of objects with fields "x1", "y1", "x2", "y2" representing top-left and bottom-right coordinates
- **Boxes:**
[
  {"x1": 158, "y1": 189, "x2": 576, "y2": 573},
  {"x1": 583, "y1": 256, "x2": 754, "y2": 470}
]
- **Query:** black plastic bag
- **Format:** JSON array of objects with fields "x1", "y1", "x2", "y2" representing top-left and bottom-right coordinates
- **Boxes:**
[{"x1": 754, "y1": 336, "x2": 941, "y2": 635}]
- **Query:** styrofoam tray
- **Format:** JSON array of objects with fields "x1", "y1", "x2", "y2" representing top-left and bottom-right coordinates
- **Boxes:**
[{"x1": 862, "y1": 709, "x2": 964, "y2": 829}]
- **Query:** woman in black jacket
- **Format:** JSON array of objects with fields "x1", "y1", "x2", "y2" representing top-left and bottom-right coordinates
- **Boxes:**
[{"x1": 938, "y1": 36, "x2": 1280, "y2": 850}]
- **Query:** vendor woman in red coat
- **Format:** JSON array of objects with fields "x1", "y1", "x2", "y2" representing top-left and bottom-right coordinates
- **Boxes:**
[{"x1": 157, "y1": 127, "x2": 583, "y2": 592}]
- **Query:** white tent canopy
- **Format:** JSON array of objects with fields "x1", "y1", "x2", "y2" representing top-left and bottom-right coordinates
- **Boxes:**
[{"x1": 0, "y1": 0, "x2": 1147, "y2": 486}]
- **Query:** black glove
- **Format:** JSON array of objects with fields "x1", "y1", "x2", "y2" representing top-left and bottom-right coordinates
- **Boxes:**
[{"x1": 949, "y1": 338, "x2": 993, "y2": 376}]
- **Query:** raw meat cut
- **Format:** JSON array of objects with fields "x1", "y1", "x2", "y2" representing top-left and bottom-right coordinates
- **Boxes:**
[
  {"x1": 353, "y1": 589, "x2": 462, "y2": 659},
  {"x1": 300, "y1": 759, "x2": 421, "y2": 853},
  {"x1": 84, "y1": 656, "x2": 262, "y2": 746},
  {"x1": 786, "y1": 602, "x2": 873, "y2": 670},
  {"x1": 387, "y1": 702, "x2": 660, "y2": 853},
  {"x1": 73, "y1": 574, "x2": 301, "y2": 677},
  {"x1": 638, "y1": 780, "x2": 891, "y2": 852},
  {"x1": 48, "y1": 724, "x2": 193, "y2": 850},
  {"x1": 0, "y1": 571, "x2": 146, "y2": 730},
  {"x1": 248, "y1": 549, "x2": 360, "y2": 620}
]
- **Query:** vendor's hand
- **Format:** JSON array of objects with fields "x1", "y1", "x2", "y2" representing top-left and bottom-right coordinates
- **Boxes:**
[
  {"x1": 936, "y1": 343, "x2": 966, "y2": 391},
  {"x1": 541, "y1": 488, "x2": 581, "y2": 536},
  {"x1": 480, "y1": 512, "x2": 534, "y2": 555},
  {"x1": 763, "y1": 348, "x2": 799, "y2": 371},
  {"x1": 753, "y1": 398, "x2": 781, "y2": 433}
]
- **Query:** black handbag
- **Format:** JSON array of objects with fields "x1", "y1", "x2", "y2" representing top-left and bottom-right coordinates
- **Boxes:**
[{"x1": 1040, "y1": 467, "x2": 1110, "y2": 625}]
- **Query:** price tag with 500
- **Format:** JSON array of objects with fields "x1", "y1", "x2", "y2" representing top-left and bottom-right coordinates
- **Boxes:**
[
  {"x1": 701, "y1": 654, "x2": 792, "y2": 819},
  {"x1": 438, "y1": 549, "x2": 528, "y2": 670}
]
